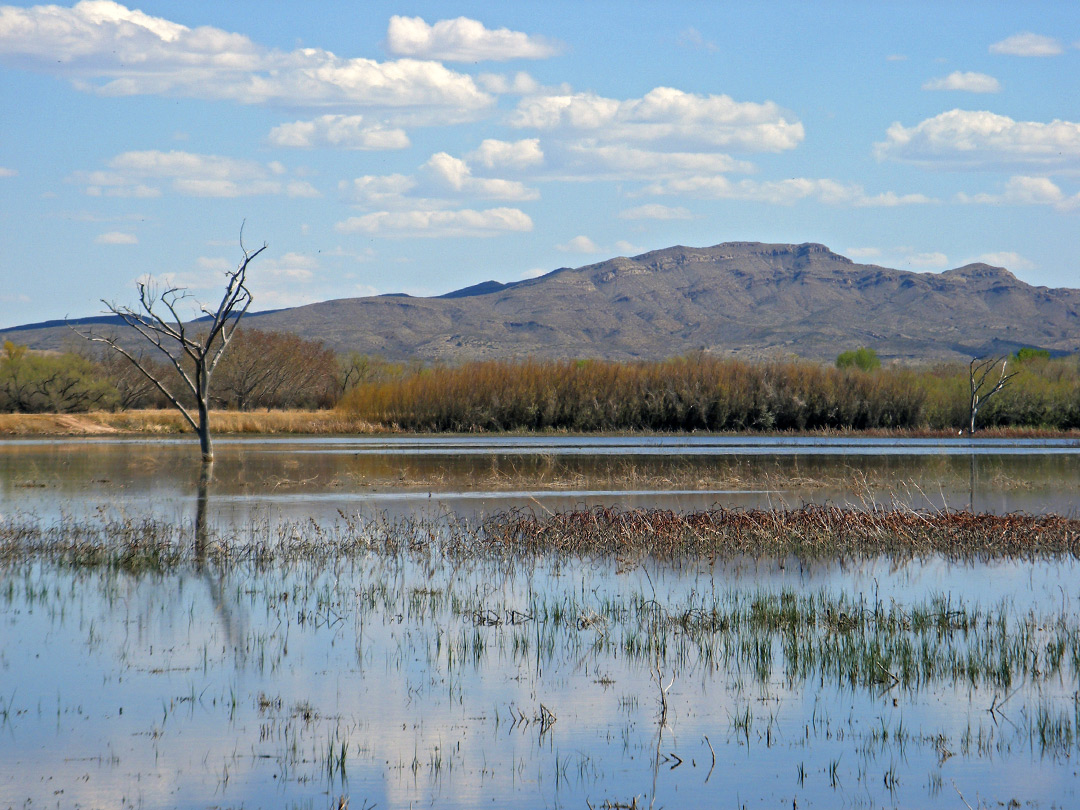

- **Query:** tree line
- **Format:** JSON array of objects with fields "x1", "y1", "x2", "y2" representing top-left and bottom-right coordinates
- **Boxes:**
[
  {"x1": 338, "y1": 352, "x2": 1080, "y2": 432},
  {"x1": 5, "y1": 336, "x2": 1078, "y2": 432},
  {"x1": 0, "y1": 331, "x2": 357, "y2": 413}
]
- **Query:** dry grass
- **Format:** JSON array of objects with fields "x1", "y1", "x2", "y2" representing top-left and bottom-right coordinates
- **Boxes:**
[
  {"x1": 477, "y1": 505, "x2": 1080, "y2": 561},
  {"x1": 5, "y1": 506, "x2": 1080, "y2": 571},
  {"x1": 2, "y1": 407, "x2": 1079, "y2": 438},
  {"x1": 0, "y1": 409, "x2": 384, "y2": 436}
]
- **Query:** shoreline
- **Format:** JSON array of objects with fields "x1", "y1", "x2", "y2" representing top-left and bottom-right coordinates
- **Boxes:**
[{"x1": 1, "y1": 408, "x2": 1079, "y2": 439}]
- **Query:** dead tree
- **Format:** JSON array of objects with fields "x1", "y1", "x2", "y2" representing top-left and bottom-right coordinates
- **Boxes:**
[
  {"x1": 74, "y1": 233, "x2": 266, "y2": 462},
  {"x1": 967, "y1": 356, "x2": 1017, "y2": 435}
]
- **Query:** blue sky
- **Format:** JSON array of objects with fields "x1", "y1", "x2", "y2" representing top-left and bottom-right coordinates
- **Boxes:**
[{"x1": 1, "y1": 1, "x2": 1078, "y2": 328}]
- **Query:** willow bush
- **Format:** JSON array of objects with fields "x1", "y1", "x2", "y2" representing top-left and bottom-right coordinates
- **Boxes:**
[{"x1": 338, "y1": 356, "x2": 931, "y2": 431}]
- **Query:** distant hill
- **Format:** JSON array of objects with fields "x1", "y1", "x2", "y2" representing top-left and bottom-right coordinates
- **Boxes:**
[{"x1": 4, "y1": 241, "x2": 1078, "y2": 362}]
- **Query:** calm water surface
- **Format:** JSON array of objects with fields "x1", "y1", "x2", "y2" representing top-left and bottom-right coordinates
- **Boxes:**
[{"x1": 2, "y1": 435, "x2": 1080, "y2": 809}]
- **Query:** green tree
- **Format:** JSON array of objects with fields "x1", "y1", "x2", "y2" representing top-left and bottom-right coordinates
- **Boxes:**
[
  {"x1": 836, "y1": 347, "x2": 880, "y2": 372},
  {"x1": 0, "y1": 341, "x2": 116, "y2": 413}
]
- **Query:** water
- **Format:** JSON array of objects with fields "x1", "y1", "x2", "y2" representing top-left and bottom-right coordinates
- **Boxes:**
[
  {"x1": 2, "y1": 435, "x2": 1079, "y2": 522},
  {"x1": 2, "y1": 435, "x2": 1080, "y2": 809}
]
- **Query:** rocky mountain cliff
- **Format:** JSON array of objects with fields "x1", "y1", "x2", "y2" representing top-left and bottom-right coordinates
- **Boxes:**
[{"x1": 5, "y1": 242, "x2": 1078, "y2": 362}]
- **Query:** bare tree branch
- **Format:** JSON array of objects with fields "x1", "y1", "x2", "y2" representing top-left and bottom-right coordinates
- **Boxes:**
[
  {"x1": 70, "y1": 228, "x2": 266, "y2": 461},
  {"x1": 967, "y1": 356, "x2": 1018, "y2": 435}
]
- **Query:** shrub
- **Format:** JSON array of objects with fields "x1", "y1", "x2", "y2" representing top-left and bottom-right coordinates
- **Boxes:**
[{"x1": 836, "y1": 347, "x2": 881, "y2": 372}]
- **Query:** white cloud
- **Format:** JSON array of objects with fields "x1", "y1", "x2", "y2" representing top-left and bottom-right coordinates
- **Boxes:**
[
  {"x1": 335, "y1": 208, "x2": 533, "y2": 237},
  {"x1": 510, "y1": 87, "x2": 804, "y2": 152},
  {"x1": 260, "y1": 252, "x2": 318, "y2": 281},
  {"x1": 886, "y1": 54, "x2": 907, "y2": 62},
  {"x1": 74, "y1": 149, "x2": 309, "y2": 197},
  {"x1": 94, "y1": 231, "x2": 137, "y2": 244},
  {"x1": 340, "y1": 174, "x2": 417, "y2": 208},
  {"x1": 342, "y1": 152, "x2": 539, "y2": 209},
  {"x1": 989, "y1": 32, "x2": 1063, "y2": 57},
  {"x1": 0, "y1": 167, "x2": 16, "y2": 177},
  {"x1": 846, "y1": 247, "x2": 881, "y2": 259},
  {"x1": 922, "y1": 71, "x2": 1000, "y2": 93},
  {"x1": 970, "y1": 251, "x2": 1035, "y2": 271},
  {"x1": 956, "y1": 175, "x2": 1079, "y2": 209},
  {"x1": 618, "y1": 204, "x2": 693, "y2": 220},
  {"x1": 421, "y1": 152, "x2": 539, "y2": 200},
  {"x1": 556, "y1": 235, "x2": 599, "y2": 253},
  {"x1": 267, "y1": 115, "x2": 410, "y2": 150},
  {"x1": 563, "y1": 142, "x2": 755, "y2": 180},
  {"x1": 519, "y1": 267, "x2": 549, "y2": 279},
  {"x1": 614, "y1": 240, "x2": 643, "y2": 255},
  {"x1": 875, "y1": 109, "x2": 1080, "y2": 170},
  {"x1": 286, "y1": 181, "x2": 320, "y2": 198},
  {"x1": 385, "y1": 15, "x2": 560, "y2": 61},
  {"x1": 468, "y1": 138, "x2": 543, "y2": 169},
  {"x1": 197, "y1": 256, "x2": 231, "y2": 271},
  {"x1": 643, "y1": 175, "x2": 935, "y2": 207},
  {"x1": 902, "y1": 251, "x2": 949, "y2": 269},
  {"x1": 0, "y1": 2, "x2": 492, "y2": 114},
  {"x1": 476, "y1": 71, "x2": 542, "y2": 95}
]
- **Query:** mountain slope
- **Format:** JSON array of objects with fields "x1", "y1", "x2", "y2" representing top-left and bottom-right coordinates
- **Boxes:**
[{"x1": 4, "y1": 242, "x2": 1078, "y2": 362}]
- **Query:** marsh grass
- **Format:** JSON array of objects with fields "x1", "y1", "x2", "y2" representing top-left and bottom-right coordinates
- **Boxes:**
[
  {"x1": 4, "y1": 505, "x2": 1080, "y2": 573},
  {"x1": 8, "y1": 506, "x2": 1080, "y2": 807}
]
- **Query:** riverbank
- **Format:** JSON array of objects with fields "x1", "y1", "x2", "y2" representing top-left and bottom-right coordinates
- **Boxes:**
[
  {"x1": 2, "y1": 408, "x2": 1080, "y2": 438},
  {"x1": 0, "y1": 409, "x2": 384, "y2": 436}
]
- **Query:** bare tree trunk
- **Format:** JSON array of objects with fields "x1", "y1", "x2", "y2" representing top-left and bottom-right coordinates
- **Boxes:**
[
  {"x1": 967, "y1": 357, "x2": 1017, "y2": 435},
  {"x1": 195, "y1": 461, "x2": 212, "y2": 562}
]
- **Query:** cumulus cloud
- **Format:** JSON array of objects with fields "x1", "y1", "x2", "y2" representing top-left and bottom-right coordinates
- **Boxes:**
[
  {"x1": 643, "y1": 175, "x2": 935, "y2": 207},
  {"x1": 0, "y1": 1, "x2": 492, "y2": 114},
  {"x1": 342, "y1": 151, "x2": 539, "y2": 209},
  {"x1": 875, "y1": 109, "x2": 1080, "y2": 170},
  {"x1": 267, "y1": 115, "x2": 410, "y2": 150},
  {"x1": 422, "y1": 152, "x2": 538, "y2": 200},
  {"x1": 73, "y1": 149, "x2": 310, "y2": 197},
  {"x1": 385, "y1": 15, "x2": 561, "y2": 61},
  {"x1": 0, "y1": 167, "x2": 16, "y2": 177},
  {"x1": 335, "y1": 207, "x2": 533, "y2": 237},
  {"x1": 618, "y1": 204, "x2": 693, "y2": 220},
  {"x1": 956, "y1": 175, "x2": 1079, "y2": 209},
  {"x1": 970, "y1": 251, "x2": 1035, "y2": 271},
  {"x1": 510, "y1": 87, "x2": 804, "y2": 152},
  {"x1": 562, "y1": 143, "x2": 755, "y2": 180},
  {"x1": 989, "y1": 32, "x2": 1063, "y2": 57},
  {"x1": 922, "y1": 71, "x2": 1001, "y2": 93},
  {"x1": 476, "y1": 71, "x2": 542, "y2": 95},
  {"x1": 340, "y1": 173, "x2": 419, "y2": 208},
  {"x1": 468, "y1": 138, "x2": 543, "y2": 169},
  {"x1": 94, "y1": 231, "x2": 137, "y2": 244},
  {"x1": 556, "y1": 235, "x2": 600, "y2": 253}
]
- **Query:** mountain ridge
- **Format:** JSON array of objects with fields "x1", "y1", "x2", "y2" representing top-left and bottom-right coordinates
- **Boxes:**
[{"x1": 3, "y1": 241, "x2": 1077, "y2": 362}]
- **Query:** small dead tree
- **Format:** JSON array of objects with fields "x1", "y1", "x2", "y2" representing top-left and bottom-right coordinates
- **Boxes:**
[
  {"x1": 74, "y1": 233, "x2": 266, "y2": 462},
  {"x1": 967, "y1": 356, "x2": 1017, "y2": 435}
]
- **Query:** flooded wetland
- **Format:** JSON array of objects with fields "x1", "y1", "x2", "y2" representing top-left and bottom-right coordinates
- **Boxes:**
[{"x1": 3, "y1": 436, "x2": 1080, "y2": 809}]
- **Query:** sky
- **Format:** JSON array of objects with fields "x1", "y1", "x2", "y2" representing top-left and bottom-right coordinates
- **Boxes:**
[{"x1": 0, "y1": 1, "x2": 1078, "y2": 328}]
